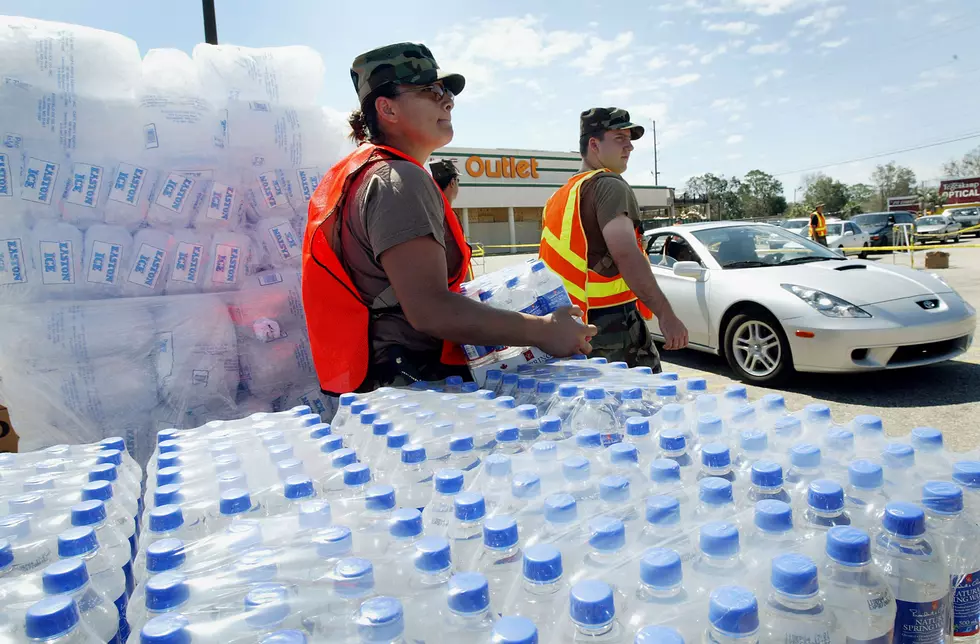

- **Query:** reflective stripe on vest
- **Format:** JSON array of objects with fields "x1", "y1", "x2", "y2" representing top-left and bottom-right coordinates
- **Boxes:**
[
  {"x1": 302, "y1": 143, "x2": 472, "y2": 394},
  {"x1": 539, "y1": 169, "x2": 651, "y2": 321},
  {"x1": 811, "y1": 211, "x2": 827, "y2": 237}
]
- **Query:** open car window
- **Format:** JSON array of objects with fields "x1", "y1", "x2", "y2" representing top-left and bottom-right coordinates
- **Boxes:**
[
  {"x1": 647, "y1": 233, "x2": 704, "y2": 268},
  {"x1": 692, "y1": 224, "x2": 840, "y2": 269}
]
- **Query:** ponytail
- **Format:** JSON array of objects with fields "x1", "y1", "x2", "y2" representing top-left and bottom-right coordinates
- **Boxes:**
[
  {"x1": 347, "y1": 84, "x2": 399, "y2": 145},
  {"x1": 348, "y1": 110, "x2": 371, "y2": 143}
]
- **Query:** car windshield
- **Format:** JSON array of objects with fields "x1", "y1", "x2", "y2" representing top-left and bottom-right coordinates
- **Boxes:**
[
  {"x1": 825, "y1": 223, "x2": 843, "y2": 236},
  {"x1": 692, "y1": 225, "x2": 842, "y2": 269},
  {"x1": 918, "y1": 216, "x2": 943, "y2": 225},
  {"x1": 949, "y1": 208, "x2": 976, "y2": 217},
  {"x1": 851, "y1": 213, "x2": 891, "y2": 227}
]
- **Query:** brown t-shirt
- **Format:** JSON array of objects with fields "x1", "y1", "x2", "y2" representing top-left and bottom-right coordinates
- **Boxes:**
[
  {"x1": 334, "y1": 159, "x2": 464, "y2": 362},
  {"x1": 578, "y1": 163, "x2": 642, "y2": 277}
]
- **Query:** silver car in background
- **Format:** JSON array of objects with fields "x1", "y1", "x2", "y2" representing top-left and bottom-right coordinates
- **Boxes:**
[
  {"x1": 645, "y1": 222, "x2": 976, "y2": 384},
  {"x1": 915, "y1": 215, "x2": 962, "y2": 244}
]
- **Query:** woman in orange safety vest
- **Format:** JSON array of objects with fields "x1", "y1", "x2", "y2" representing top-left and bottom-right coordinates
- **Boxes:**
[{"x1": 302, "y1": 42, "x2": 595, "y2": 394}]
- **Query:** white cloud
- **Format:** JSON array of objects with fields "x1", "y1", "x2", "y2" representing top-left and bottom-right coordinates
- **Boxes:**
[
  {"x1": 677, "y1": 59, "x2": 694, "y2": 68},
  {"x1": 571, "y1": 31, "x2": 635, "y2": 75},
  {"x1": 754, "y1": 74, "x2": 769, "y2": 86},
  {"x1": 753, "y1": 67, "x2": 786, "y2": 85},
  {"x1": 657, "y1": 0, "x2": 819, "y2": 16},
  {"x1": 699, "y1": 44, "x2": 728, "y2": 64},
  {"x1": 729, "y1": 39, "x2": 746, "y2": 49},
  {"x1": 795, "y1": 6, "x2": 846, "y2": 34},
  {"x1": 726, "y1": 134, "x2": 744, "y2": 144},
  {"x1": 647, "y1": 55, "x2": 670, "y2": 70},
  {"x1": 819, "y1": 37, "x2": 849, "y2": 48},
  {"x1": 729, "y1": 113, "x2": 742, "y2": 122},
  {"x1": 748, "y1": 41, "x2": 789, "y2": 55},
  {"x1": 677, "y1": 43, "x2": 701, "y2": 56},
  {"x1": 702, "y1": 20, "x2": 759, "y2": 35},
  {"x1": 664, "y1": 73, "x2": 702, "y2": 87},
  {"x1": 711, "y1": 97, "x2": 747, "y2": 112}
]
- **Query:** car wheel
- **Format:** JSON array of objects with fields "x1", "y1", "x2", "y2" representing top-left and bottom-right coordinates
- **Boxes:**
[
  {"x1": 723, "y1": 310, "x2": 793, "y2": 384},
  {"x1": 859, "y1": 242, "x2": 869, "y2": 259},
  {"x1": 954, "y1": 234, "x2": 960, "y2": 243}
]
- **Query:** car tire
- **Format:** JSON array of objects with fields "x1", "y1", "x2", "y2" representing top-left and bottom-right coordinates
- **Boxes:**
[
  {"x1": 859, "y1": 243, "x2": 869, "y2": 259},
  {"x1": 954, "y1": 234, "x2": 960, "y2": 243},
  {"x1": 723, "y1": 309, "x2": 793, "y2": 385}
]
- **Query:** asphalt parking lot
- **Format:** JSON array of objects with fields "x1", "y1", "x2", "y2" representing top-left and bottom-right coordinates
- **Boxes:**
[{"x1": 482, "y1": 245, "x2": 980, "y2": 453}]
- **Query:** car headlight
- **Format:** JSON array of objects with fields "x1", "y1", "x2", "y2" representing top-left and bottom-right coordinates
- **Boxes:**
[{"x1": 781, "y1": 284, "x2": 872, "y2": 318}]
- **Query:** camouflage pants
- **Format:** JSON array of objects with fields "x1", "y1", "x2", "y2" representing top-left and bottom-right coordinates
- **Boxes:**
[{"x1": 588, "y1": 303, "x2": 662, "y2": 371}]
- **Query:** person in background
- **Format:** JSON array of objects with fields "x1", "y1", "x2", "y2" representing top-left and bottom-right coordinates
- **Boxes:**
[
  {"x1": 430, "y1": 159, "x2": 460, "y2": 205},
  {"x1": 810, "y1": 203, "x2": 828, "y2": 246},
  {"x1": 302, "y1": 42, "x2": 596, "y2": 394},
  {"x1": 538, "y1": 107, "x2": 688, "y2": 371}
]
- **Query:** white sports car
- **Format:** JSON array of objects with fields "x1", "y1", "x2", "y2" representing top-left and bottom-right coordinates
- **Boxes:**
[{"x1": 645, "y1": 222, "x2": 976, "y2": 384}]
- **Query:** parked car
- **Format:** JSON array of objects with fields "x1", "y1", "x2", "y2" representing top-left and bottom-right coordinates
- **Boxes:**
[
  {"x1": 850, "y1": 211, "x2": 916, "y2": 248},
  {"x1": 779, "y1": 218, "x2": 810, "y2": 236},
  {"x1": 644, "y1": 222, "x2": 976, "y2": 384},
  {"x1": 915, "y1": 215, "x2": 962, "y2": 244},
  {"x1": 824, "y1": 220, "x2": 871, "y2": 257},
  {"x1": 944, "y1": 206, "x2": 980, "y2": 236}
]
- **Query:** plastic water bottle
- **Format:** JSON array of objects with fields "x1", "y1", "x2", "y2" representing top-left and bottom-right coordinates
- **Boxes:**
[
  {"x1": 41, "y1": 559, "x2": 120, "y2": 644},
  {"x1": 450, "y1": 492, "x2": 488, "y2": 567},
  {"x1": 407, "y1": 537, "x2": 454, "y2": 638},
  {"x1": 24, "y1": 596, "x2": 99, "y2": 644},
  {"x1": 547, "y1": 385, "x2": 581, "y2": 423},
  {"x1": 657, "y1": 432, "x2": 695, "y2": 481},
  {"x1": 0, "y1": 513, "x2": 54, "y2": 576},
  {"x1": 734, "y1": 430, "x2": 769, "y2": 476},
  {"x1": 69, "y1": 501, "x2": 132, "y2": 593},
  {"x1": 568, "y1": 388, "x2": 619, "y2": 447},
  {"x1": 572, "y1": 517, "x2": 631, "y2": 592},
  {"x1": 761, "y1": 554, "x2": 842, "y2": 644},
  {"x1": 440, "y1": 572, "x2": 497, "y2": 641},
  {"x1": 851, "y1": 415, "x2": 888, "y2": 458},
  {"x1": 771, "y1": 416, "x2": 804, "y2": 460},
  {"x1": 626, "y1": 548, "x2": 689, "y2": 635},
  {"x1": 954, "y1": 462, "x2": 980, "y2": 516},
  {"x1": 845, "y1": 460, "x2": 889, "y2": 532},
  {"x1": 873, "y1": 502, "x2": 951, "y2": 644},
  {"x1": 683, "y1": 378, "x2": 707, "y2": 404},
  {"x1": 690, "y1": 523, "x2": 747, "y2": 598},
  {"x1": 694, "y1": 478, "x2": 736, "y2": 523},
  {"x1": 746, "y1": 461, "x2": 791, "y2": 504},
  {"x1": 448, "y1": 435, "x2": 482, "y2": 483},
  {"x1": 922, "y1": 481, "x2": 980, "y2": 643},
  {"x1": 757, "y1": 393, "x2": 787, "y2": 429},
  {"x1": 316, "y1": 558, "x2": 378, "y2": 639},
  {"x1": 393, "y1": 445, "x2": 433, "y2": 511},
  {"x1": 634, "y1": 626, "x2": 687, "y2": 644},
  {"x1": 471, "y1": 516, "x2": 522, "y2": 601},
  {"x1": 639, "y1": 496, "x2": 691, "y2": 554},
  {"x1": 648, "y1": 459, "x2": 688, "y2": 505},
  {"x1": 575, "y1": 430, "x2": 605, "y2": 459},
  {"x1": 821, "y1": 526, "x2": 897, "y2": 644},
  {"x1": 514, "y1": 379, "x2": 538, "y2": 409},
  {"x1": 56, "y1": 527, "x2": 128, "y2": 642},
  {"x1": 424, "y1": 469, "x2": 465, "y2": 537},
  {"x1": 507, "y1": 473, "x2": 546, "y2": 536},
  {"x1": 597, "y1": 475, "x2": 638, "y2": 527},
  {"x1": 560, "y1": 456, "x2": 599, "y2": 513},
  {"x1": 911, "y1": 429, "x2": 950, "y2": 478},
  {"x1": 658, "y1": 405, "x2": 690, "y2": 443},
  {"x1": 502, "y1": 544, "x2": 567, "y2": 634},
  {"x1": 882, "y1": 443, "x2": 921, "y2": 498},
  {"x1": 566, "y1": 580, "x2": 625, "y2": 643},
  {"x1": 704, "y1": 586, "x2": 759, "y2": 644},
  {"x1": 693, "y1": 415, "x2": 725, "y2": 454},
  {"x1": 490, "y1": 616, "x2": 539, "y2": 644},
  {"x1": 355, "y1": 596, "x2": 408, "y2": 644},
  {"x1": 80, "y1": 479, "x2": 137, "y2": 561},
  {"x1": 617, "y1": 389, "x2": 651, "y2": 427},
  {"x1": 785, "y1": 444, "x2": 825, "y2": 506},
  {"x1": 745, "y1": 500, "x2": 800, "y2": 570},
  {"x1": 528, "y1": 260, "x2": 572, "y2": 314},
  {"x1": 697, "y1": 444, "x2": 736, "y2": 483},
  {"x1": 355, "y1": 484, "x2": 396, "y2": 557},
  {"x1": 603, "y1": 444, "x2": 645, "y2": 492},
  {"x1": 529, "y1": 442, "x2": 561, "y2": 492},
  {"x1": 623, "y1": 418, "x2": 655, "y2": 462},
  {"x1": 478, "y1": 455, "x2": 514, "y2": 515}
]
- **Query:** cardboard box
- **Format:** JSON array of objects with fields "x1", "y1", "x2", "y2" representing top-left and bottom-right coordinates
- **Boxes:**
[
  {"x1": 469, "y1": 346, "x2": 552, "y2": 388},
  {"x1": 925, "y1": 251, "x2": 949, "y2": 269},
  {"x1": 0, "y1": 405, "x2": 18, "y2": 453}
]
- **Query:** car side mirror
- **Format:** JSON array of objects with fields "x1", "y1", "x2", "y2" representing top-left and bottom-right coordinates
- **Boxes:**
[
  {"x1": 844, "y1": 230, "x2": 854, "y2": 236},
  {"x1": 673, "y1": 261, "x2": 707, "y2": 281}
]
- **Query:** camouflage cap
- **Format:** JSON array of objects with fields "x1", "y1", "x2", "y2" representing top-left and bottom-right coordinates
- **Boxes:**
[
  {"x1": 580, "y1": 107, "x2": 645, "y2": 140},
  {"x1": 350, "y1": 42, "x2": 465, "y2": 105},
  {"x1": 429, "y1": 159, "x2": 459, "y2": 185}
]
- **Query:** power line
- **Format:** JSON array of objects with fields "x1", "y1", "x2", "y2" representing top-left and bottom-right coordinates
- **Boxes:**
[{"x1": 771, "y1": 131, "x2": 980, "y2": 176}]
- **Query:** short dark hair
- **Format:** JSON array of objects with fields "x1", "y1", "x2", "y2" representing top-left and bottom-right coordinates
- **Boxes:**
[
  {"x1": 348, "y1": 84, "x2": 401, "y2": 145},
  {"x1": 434, "y1": 172, "x2": 457, "y2": 192},
  {"x1": 579, "y1": 130, "x2": 606, "y2": 157}
]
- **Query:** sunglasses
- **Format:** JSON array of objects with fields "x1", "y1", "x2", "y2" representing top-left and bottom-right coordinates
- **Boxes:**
[{"x1": 398, "y1": 83, "x2": 455, "y2": 102}]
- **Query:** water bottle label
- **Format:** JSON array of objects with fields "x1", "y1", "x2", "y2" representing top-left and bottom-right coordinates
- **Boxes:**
[
  {"x1": 114, "y1": 592, "x2": 130, "y2": 643},
  {"x1": 210, "y1": 243, "x2": 243, "y2": 285},
  {"x1": 536, "y1": 286, "x2": 573, "y2": 314},
  {"x1": 21, "y1": 156, "x2": 60, "y2": 204},
  {"x1": 107, "y1": 163, "x2": 148, "y2": 206},
  {"x1": 0, "y1": 238, "x2": 27, "y2": 285},
  {"x1": 0, "y1": 152, "x2": 11, "y2": 197},
  {"x1": 63, "y1": 163, "x2": 104, "y2": 208},
  {"x1": 205, "y1": 182, "x2": 236, "y2": 221},
  {"x1": 124, "y1": 560, "x2": 135, "y2": 596},
  {"x1": 86, "y1": 240, "x2": 124, "y2": 285},
  {"x1": 39, "y1": 240, "x2": 75, "y2": 285},
  {"x1": 156, "y1": 173, "x2": 195, "y2": 214},
  {"x1": 954, "y1": 570, "x2": 980, "y2": 637},
  {"x1": 172, "y1": 242, "x2": 205, "y2": 284},
  {"x1": 893, "y1": 597, "x2": 949, "y2": 644},
  {"x1": 128, "y1": 243, "x2": 168, "y2": 289}
]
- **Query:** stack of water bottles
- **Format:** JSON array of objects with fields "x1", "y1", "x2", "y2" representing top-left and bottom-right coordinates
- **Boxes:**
[{"x1": 4, "y1": 359, "x2": 980, "y2": 644}]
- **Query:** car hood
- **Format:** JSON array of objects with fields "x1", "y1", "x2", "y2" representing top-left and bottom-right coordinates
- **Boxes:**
[
  {"x1": 774, "y1": 260, "x2": 952, "y2": 305},
  {"x1": 916, "y1": 224, "x2": 946, "y2": 232}
]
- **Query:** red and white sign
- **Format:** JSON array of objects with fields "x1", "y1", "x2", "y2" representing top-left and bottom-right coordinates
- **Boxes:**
[
  {"x1": 939, "y1": 176, "x2": 980, "y2": 206},
  {"x1": 887, "y1": 195, "x2": 918, "y2": 211}
]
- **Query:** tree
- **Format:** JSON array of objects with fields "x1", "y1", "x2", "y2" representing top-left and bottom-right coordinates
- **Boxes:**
[
  {"x1": 943, "y1": 146, "x2": 980, "y2": 178},
  {"x1": 847, "y1": 183, "x2": 876, "y2": 212},
  {"x1": 685, "y1": 173, "x2": 744, "y2": 220},
  {"x1": 871, "y1": 162, "x2": 917, "y2": 210},
  {"x1": 738, "y1": 169, "x2": 786, "y2": 219},
  {"x1": 915, "y1": 186, "x2": 947, "y2": 213},
  {"x1": 801, "y1": 173, "x2": 849, "y2": 214}
]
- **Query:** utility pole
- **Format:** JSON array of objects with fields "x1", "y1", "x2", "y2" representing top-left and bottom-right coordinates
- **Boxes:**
[
  {"x1": 651, "y1": 120, "x2": 660, "y2": 185},
  {"x1": 202, "y1": 0, "x2": 218, "y2": 45}
]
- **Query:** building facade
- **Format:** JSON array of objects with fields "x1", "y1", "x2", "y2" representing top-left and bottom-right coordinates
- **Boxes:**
[{"x1": 428, "y1": 147, "x2": 674, "y2": 254}]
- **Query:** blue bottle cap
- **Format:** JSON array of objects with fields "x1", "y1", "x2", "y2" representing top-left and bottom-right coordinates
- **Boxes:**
[
  {"x1": 486, "y1": 454, "x2": 512, "y2": 478},
  {"x1": 646, "y1": 495, "x2": 681, "y2": 526},
  {"x1": 686, "y1": 377, "x2": 707, "y2": 392},
  {"x1": 852, "y1": 414, "x2": 883, "y2": 434},
  {"x1": 454, "y1": 492, "x2": 486, "y2": 521},
  {"x1": 155, "y1": 466, "x2": 181, "y2": 487},
  {"x1": 622, "y1": 388, "x2": 643, "y2": 400},
  {"x1": 333, "y1": 558, "x2": 375, "y2": 598},
  {"x1": 149, "y1": 505, "x2": 184, "y2": 533},
  {"x1": 218, "y1": 470, "x2": 249, "y2": 492},
  {"x1": 922, "y1": 481, "x2": 963, "y2": 515},
  {"x1": 365, "y1": 484, "x2": 396, "y2": 512},
  {"x1": 70, "y1": 500, "x2": 106, "y2": 528},
  {"x1": 608, "y1": 442, "x2": 638, "y2": 465},
  {"x1": 588, "y1": 516, "x2": 626, "y2": 552},
  {"x1": 154, "y1": 484, "x2": 183, "y2": 508},
  {"x1": 523, "y1": 544, "x2": 562, "y2": 583},
  {"x1": 518, "y1": 377, "x2": 535, "y2": 392},
  {"x1": 559, "y1": 384, "x2": 579, "y2": 398},
  {"x1": 432, "y1": 421, "x2": 455, "y2": 438},
  {"x1": 636, "y1": 626, "x2": 685, "y2": 644},
  {"x1": 94, "y1": 450, "x2": 121, "y2": 468},
  {"x1": 661, "y1": 372, "x2": 679, "y2": 381},
  {"x1": 599, "y1": 476, "x2": 630, "y2": 504},
  {"x1": 268, "y1": 444, "x2": 294, "y2": 463},
  {"x1": 640, "y1": 548, "x2": 683, "y2": 589},
  {"x1": 826, "y1": 526, "x2": 872, "y2": 566},
  {"x1": 220, "y1": 489, "x2": 252, "y2": 516},
  {"x1": 751, "y1": 461, "x2": 784, "y2": 489},
  {"x1": 609, "y1": 361, "x2": 629, "y2": 370},
  {"x1": 659, "y1": 430, "x2": 687, "y2": 453},
  {"x1": 774, "y1": 416, "x2": 802, "y2": 437},
  {"x1": 724, "y1": 384, "x2": 747, "y2": 400},
  {"x1": 584, "y1": 387, "x2": 606, "y2": 401},
  {"x1": 761, "y1": 393, "x2": 785, "y2": 412},
  {"x1": 517, "y1": 405, "x2": 538, "y2": 423},
  {"x1": 562, "y1": 455, "x2": 590, "y2": 481},
  {"x1": 448, "y1": 572, "x2": 491, "y2": 614},
  {"x1": 699, "y1": 477, "x2": 733, "y2": 506},
  {"x1": 156, "y1": 429, "x2": 180, "y2": 444},
  {"x1": 319, "y1": 435, "x2": 344, "y2": 455},
  {"x1": 357, "y1": 596, "x2": 404, "y2": 643},
  {"x1": 146, "y1": 538, "x2": 186, "y2": 573},
  {"x1": 808, "y1": 479, "x2": 844, "y2": 512},
  {"x1": 539, "y1": 416, "x2": 562, "y2": 435},
  {"x1": 157, "y1": 453, "x2": 181, "y2": 469},
  {"x1": 740, "y1": 429, "x2": 767, "y2": 453},
  {"x1": 401, "y1": 444, "x2": 426, "y2": 464},
  {"x1": 804, "y1": 403, "x2": 831, "y2": 423},
  {"x1": 485, "y1": 369, "x2": 503, "y2": 383},
  {"x1": 339, "y1": 393, "x2": 358, "y2": 407},
  {"x1": 89, "y1": 463, "x2": 119, "y2": 483},
  {"x1": 656, "y1": 384, "x2": 678, "y2": 397},
  {"x1": 826, "y1": 429, "x2": 854, "y2": 452},
  {"x1": 100, "y1": 436, "x2": 127, "y2": 452},
  {"x1": 0, "y1": 539, "x2": 11, "y2": 571},
  {"x1": 484, "y1": 516, "x2": 519, "y2": 549},
  {"x1": 343, "y1": 463, "x2": 371, "y2": 487},
  {"x1": 771, "y1": 553, "x2": 819, "y2": 597},
  {"x1": 790, "y1": 443, "x2": 821, "y2": 468},
  {"x1": 9, "y1": 493, "x2": 45, "y2": 514},
  {"x1": 911, "y1": 427, "x2": 943, "y2": 452},
  {"x1": 496, "y1": 425, "x2": 519, "y2": 443},
  {"x1": 414, "y1": 536, "x2": 452, "y2": 573},
  {"x1": 512, "y1": 472, "x2": 542, "y2": 499},
  {"x1": 359, "y1": 411, "x2": 378, "y2": 426},
  {"x1": 351, "y1": 401, "x2": 369, "y2": 415},
  {"x1": 754, "y1": 500, "x2": 793, "y2": 534},
  {"x1": 544, "y1": 493, "x2": 578, "y2": 525},
  {"x1": 661, "y1": 403, "x2": 685, "y2": 424},
  {"x1": 708, "y1": 586, "x2": 759, "y2": 636},
  {"x1": 592, "y1": 357, "x2": 608, "y2": 364},
  {"x1": 446, "y1": 375, "x2": 464, "y2": 386},
  {"x1": 699, "y1": 522, "x2": 739, "y2": 558},
  {"x1": 882, "y1": 502, "x2": 926, "y2": 537},
  {"x1": 146, "y1": 571, "x2": 190, "y2": 611},
  {"x1": 385, "y1": 431, "x2": 409, "y2": 450},
  {"x1": 461, "y1": 382, "x2": 479, "y2": 393},
  {"x1": 435, "y1": 469, "x2": 465, "y2": 495},
  {"x1": 496, "y1": 396, "x2": 517, "y2": 410},
  {"x1": 449, "y1": 434, "x2": 474, "y2": 453},
  {"x1": 261, "y1": 630, "x2": 306, "y2": 644},
  {"x1": 953, "y1": 461, "x2": 980, "y2": 489},
  {"x1": 313, "y1": 526, "x2": 352, "y2": 559},
  {"x1": 882, "y1": 443, "x2": 915, "y2": 469},
  {"x1": 42, "y1": 558, "x2": 89, "y2": 594},
  {"x1": 650, "y1": 458, "x2": 681, "y2": 484},
  {"x1": 25, "y1": 596, "x2": 80, "y2": 640},
  {"x1": 492, "y1": 616, "x2": 538, "y2": 644},
  {"x1": 848, "y1": 460, "x2": 883, "y2": 490},
  {"x1": 701, "y1": 443, "x2": 731, "y2": 469},
  {"x1": 569, "y1": 580, "x2": 616, "y2": 627},
  {"x1": 0, "y1": 513, "x2": 31, "y2": 541},
  {"x1": 158, "y1": 440, "x2": 182, "y2": 454},
  {"x1": 731, "y1": 405, "x2": 755, "y2": 425},
  {"x1": 626, "y1": 417, "x2": 649, "y2": 437},
  {"x1": 532, "y1": 441, "x2": 557, "y2": 462},
  {"x1": 503, "y1": 373, "x2": 519, "y2": 384},
  {"x1": 370, "y1": 420, "x2": 392, "y2": 438},
  {"x1": 284, "y1": 476, "x2": 315, "y2": 501},
  {"x1": 575, "y1": 429, "x2": 602, "y2": 449},
  {"x1": 298, "y1": 501, "x2": 331, "y2": 531},
  {"x1": 244, "y1": 584, "x2": 291, "y2": 628},
  {"x1": 389, "y1": 508, "x2": 423, "y2": 539}
]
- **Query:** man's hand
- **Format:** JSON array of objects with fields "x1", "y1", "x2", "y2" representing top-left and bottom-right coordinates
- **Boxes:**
[
  {"x1": 658, "y1": 309, "x2": 689, "y2": 350},
  {"x1": 535, "y1": 306, "x2": 597, "y2": 357}
]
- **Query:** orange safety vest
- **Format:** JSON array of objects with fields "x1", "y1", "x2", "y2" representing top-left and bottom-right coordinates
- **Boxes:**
[
  {"x1": 538, "y1": 169, "x2": 653, "y2": 322},
  {"x1": 303, "y1": 143, "x2": 472, "y2": 395},
  {"x1": 810, "y1": 211, "x2": 827, "y2": 237}
]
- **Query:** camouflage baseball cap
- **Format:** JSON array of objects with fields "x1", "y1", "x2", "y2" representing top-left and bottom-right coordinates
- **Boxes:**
[
  {"x1": 580, "y1": 107, "x2": 645, "y2": 140},
  {"x1": 350, "y1": 42, "x2": 465, "y2": 105},
  {"x1": 429, "y1": 159, "x2": 459, "y2": 185}
]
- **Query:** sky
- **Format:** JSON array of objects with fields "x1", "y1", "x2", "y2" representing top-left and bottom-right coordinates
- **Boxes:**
[{"x1": 2, "y1": 0, "x2": 978, "y2": 198}]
